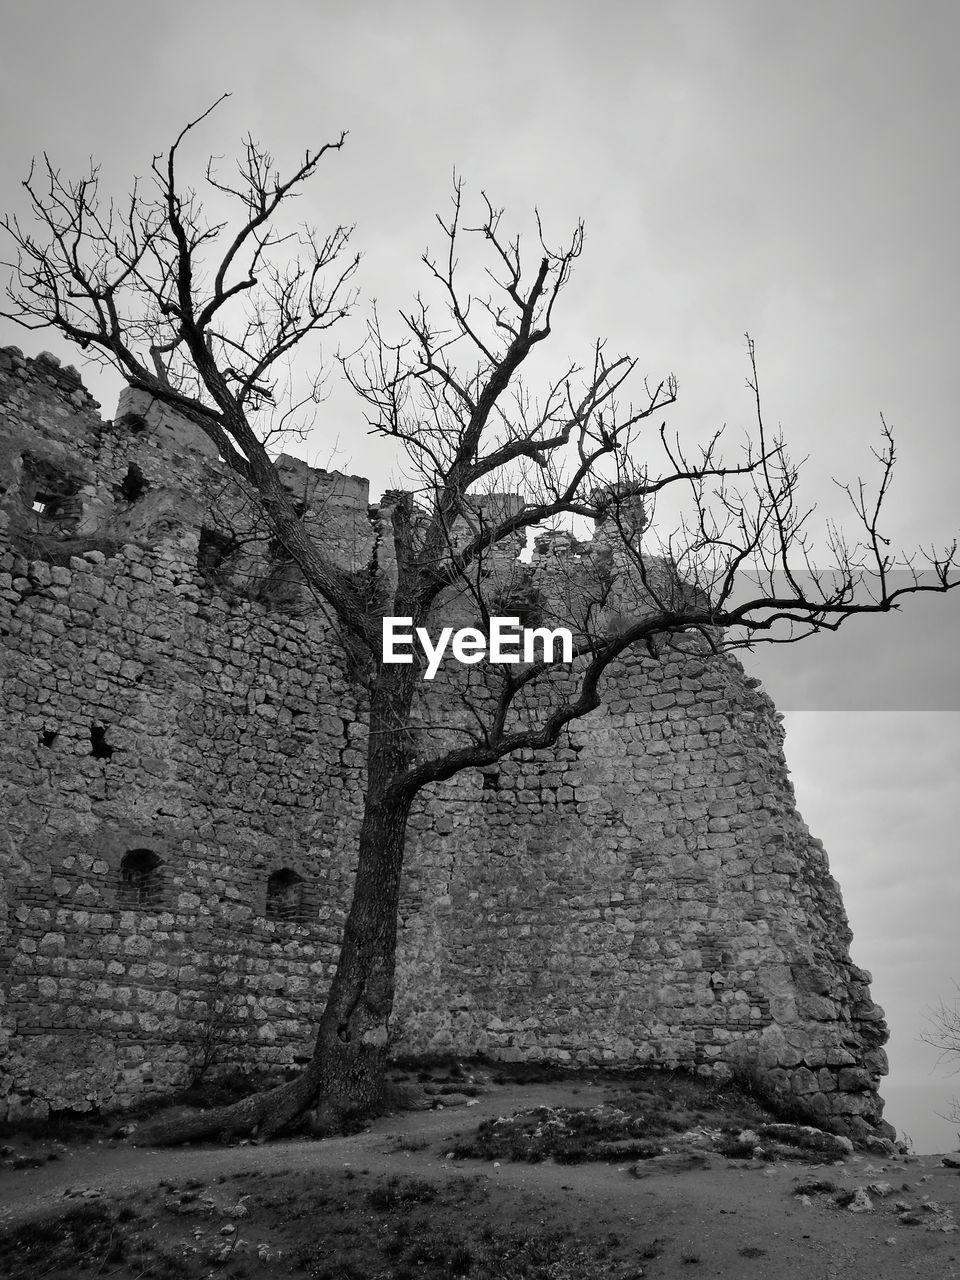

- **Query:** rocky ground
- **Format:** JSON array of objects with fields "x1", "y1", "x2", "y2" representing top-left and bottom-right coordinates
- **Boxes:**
[{"x1": 1, "y1": 1067, "x2": 958, "y2": 1279}]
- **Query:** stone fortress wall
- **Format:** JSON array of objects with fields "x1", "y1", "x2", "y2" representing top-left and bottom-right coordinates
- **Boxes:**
[{"x1": 0, "y1": 347, "x2": 890, "y2": 1137}]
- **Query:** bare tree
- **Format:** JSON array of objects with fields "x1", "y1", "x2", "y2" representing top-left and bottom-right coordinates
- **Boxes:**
[
  {"x1": 3, "y1": 99, "x2": 958, "y2": 1143},
  {"x1": 922, "y1": 984, "x2": 960, "y2": 1136}
]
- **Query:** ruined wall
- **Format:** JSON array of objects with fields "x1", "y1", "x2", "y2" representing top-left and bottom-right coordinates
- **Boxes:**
[{"x1": 0, "y1": 347, "x2": 890, "y2": 1138}]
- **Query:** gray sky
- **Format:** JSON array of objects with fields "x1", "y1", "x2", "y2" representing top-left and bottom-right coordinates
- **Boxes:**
[{"x1": 1, "y1": 0, "x2": 958, "y2": 1150}]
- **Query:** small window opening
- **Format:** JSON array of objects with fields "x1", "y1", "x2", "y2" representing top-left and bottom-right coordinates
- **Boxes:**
[
  {"x1": 266, "y1": 869, "x2": 308, "y2": 922},
  {"x1": 197, "y1": 527, "x2": 239, "y2": 577},
  {"x1": 259, "y1": 535, "x2": 303, "y2": 608},
  {"x1": 31, "y1": 491, "x2": 78, "y2": 522},
  {"x1": 117, "y1": 463, "x2": 147, "y2": 504},
  {"x1": 117, "y1": 411, "x2": 148, "y2": 434},
  {"x1": 490, "y1": 581, "x2": 547, "y2": 630},
  {"x1": 118, "y1": 848, "x2": 163, "y2": 910},
  {"x1": 20, "y1": 454, "x2": 82, "y2": 532},
  {"x1": 482, "y1": 770, "x2": 500, "y2": 791},
  {"x1": 90, "y1": 723, "x2": 114, "y2": 759},
  {"x1": 40, "y1": 729, "x2": 58, "y2": 748}
]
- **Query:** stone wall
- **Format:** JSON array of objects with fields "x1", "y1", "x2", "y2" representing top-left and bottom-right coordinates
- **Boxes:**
[{"x1": 0, "y1": 346, "x2": 890, "y2": 1137}]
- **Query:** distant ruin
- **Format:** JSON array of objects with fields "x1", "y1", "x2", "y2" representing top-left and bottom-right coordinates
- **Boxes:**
[{"x1": 0, "y1": 346, "x2": 891, "y2": 1138}]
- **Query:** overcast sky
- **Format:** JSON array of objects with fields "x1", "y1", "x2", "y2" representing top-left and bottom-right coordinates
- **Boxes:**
[{"x1": 1, "y1": 1, "x2": 957, "y2": 1151}]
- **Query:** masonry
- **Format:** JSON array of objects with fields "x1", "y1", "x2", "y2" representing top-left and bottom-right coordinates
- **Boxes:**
[{"x1": 0, "y1": 345, "x2": 891, "y2": 1139}]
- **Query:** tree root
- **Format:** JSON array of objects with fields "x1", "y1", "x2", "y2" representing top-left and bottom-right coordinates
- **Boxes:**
[{"x1": 133, "y1": 1068, "x2": 319, "y2": 1147}]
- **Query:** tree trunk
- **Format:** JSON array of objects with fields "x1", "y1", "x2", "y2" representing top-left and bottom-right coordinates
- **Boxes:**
[
  {"x1": 262, "y1": 783, "x2": 412, "y2": 1135},
  {"x1": 137, "y1": 675, "x2": 417, "y2": 1145}
]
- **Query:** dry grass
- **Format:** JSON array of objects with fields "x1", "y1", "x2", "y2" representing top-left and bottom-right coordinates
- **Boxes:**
[{"x1": 0, "y1": 1171, "x2": 649, "y2": 1279}]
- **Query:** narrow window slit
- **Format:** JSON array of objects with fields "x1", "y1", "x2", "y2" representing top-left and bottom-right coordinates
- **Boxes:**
[
  {"x1": 117, "y1": 463, "x2": 147, "y2": 504},
  {"x1": 118, "y1": 849, "x2": 163, "y2": 910},
  {"x1": 266, "y1": 869, "x2": 309, "y2": 922}
]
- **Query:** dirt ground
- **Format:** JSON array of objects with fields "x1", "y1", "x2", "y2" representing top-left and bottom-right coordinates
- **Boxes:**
[{"x1": 1, "y1": 1078, "x2": 958, "y2": 1279}]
